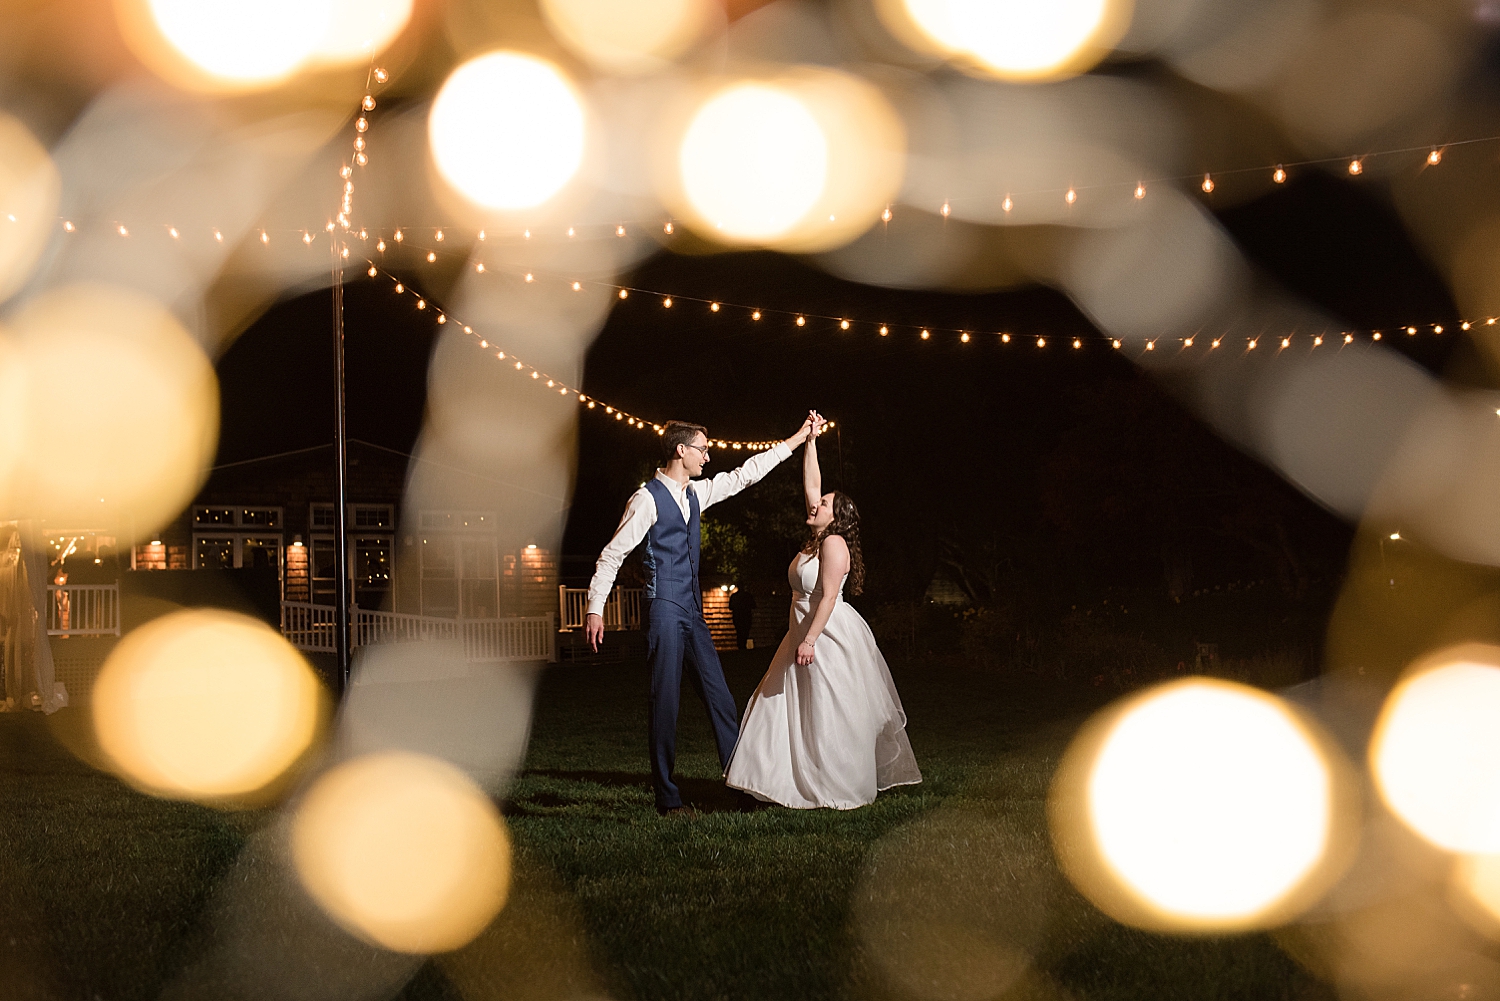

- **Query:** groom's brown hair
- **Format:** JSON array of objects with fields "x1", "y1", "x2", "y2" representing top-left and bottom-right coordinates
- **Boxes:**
[{"x1": 661, "y1": 420, "x2": 707, "y2": 462}]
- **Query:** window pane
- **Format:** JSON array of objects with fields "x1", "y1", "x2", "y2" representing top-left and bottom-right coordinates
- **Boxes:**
[
  {"x1": 422, "y1": 580, "x2": 459, "y2": 619},
  {"x1": 460, "y1": 536, "x2": 495, "y2": 580},
  {"x1": 311, "y1": 539, "x2": 336, "y2": 604},
  {"x1": 195, "y1": 508, "x2": 234, "y2": 527},
  {"x1": 421, "y1": 537, "x2": 455, "y2": 577},
  {"x1": 196, "y1": 538, "x2": 233, "y2": 570},
  {"x1": 354, "y1": 537, "x2": 391, "y2": 586},
  {"x1": 310, "y1": 504, "x2": 335, "y2": 528},
  {"x1": 353, "y1": 505, "x2": 392, "y2": 529},
  {"x1": 241, "y1": 536, "x2": 280, "y2": 571},
  {"x1": 462, "y1": 579, "x2": 498, "y2": 619},
  {"x1": 241, "y1": 508, "x2": 280, "y2": 528}
]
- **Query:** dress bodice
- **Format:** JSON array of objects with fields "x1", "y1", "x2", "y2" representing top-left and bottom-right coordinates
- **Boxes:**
[{"x1": 790, "y1": 550, "x2": 847, "y2": 601}]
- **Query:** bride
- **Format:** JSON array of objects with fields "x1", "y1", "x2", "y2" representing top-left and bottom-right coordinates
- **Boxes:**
[{"x1": 726, "y1": 413, "x2": 922, "y2": 809}]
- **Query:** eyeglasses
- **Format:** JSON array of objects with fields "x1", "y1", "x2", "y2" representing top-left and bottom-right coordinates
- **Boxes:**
[{"x1": 682, "y1": 442, "x2": 711, "y2": 456}]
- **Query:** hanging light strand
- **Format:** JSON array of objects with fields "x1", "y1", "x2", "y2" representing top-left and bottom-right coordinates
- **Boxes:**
[{"x1": 362, "y1": 262, "x2": 795, "y2": 450}]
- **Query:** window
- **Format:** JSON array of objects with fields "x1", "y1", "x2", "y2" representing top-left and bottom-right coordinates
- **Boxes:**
[
  {"x1": 416, "y1": 511, "x2": 498, "y2": 619},
  {"x1": 354, "y1": 536, "x2": 392, "y2": 609},
  {"x1": 193, "y1": 535, "x2": 280, "y2": 572},
  {"x1": 311, "y1": 503, "x2": 395, "y2": 529},
  {"x1": 194, "y1": 506, "x2": 280, "y2": 529}
]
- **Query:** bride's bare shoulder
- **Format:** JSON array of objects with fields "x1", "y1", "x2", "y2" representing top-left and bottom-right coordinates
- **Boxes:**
[{"x1": 819, "y1": 533, "x2": 850, "y2": 562}]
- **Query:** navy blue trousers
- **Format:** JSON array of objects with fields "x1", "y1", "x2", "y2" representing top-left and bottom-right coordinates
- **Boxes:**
[{"x1": 645, "y1": 598, "x2": 740, "y2": 810}]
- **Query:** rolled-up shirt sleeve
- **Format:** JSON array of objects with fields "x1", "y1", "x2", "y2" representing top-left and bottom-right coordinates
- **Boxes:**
[
  {"x1": 585, "y1": 488, "x2": 656, "y2": 617},
  {"x1": 693, "y1": 441, "x2": 793, "y2": 512}
]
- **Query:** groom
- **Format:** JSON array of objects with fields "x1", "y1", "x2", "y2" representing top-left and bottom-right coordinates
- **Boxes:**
[{"x1": 585, "y1": 415, "x2": 816, "y2": 816}]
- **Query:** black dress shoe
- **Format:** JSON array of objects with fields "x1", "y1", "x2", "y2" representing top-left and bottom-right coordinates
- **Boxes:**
[{"x1": 658, "y1": 804, "x2": 699, "y2": 819}]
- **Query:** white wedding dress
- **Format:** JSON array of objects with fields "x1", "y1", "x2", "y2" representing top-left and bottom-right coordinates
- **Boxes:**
[{"x1": 726, "y1": 550, "x2": 922, "y2": 809}]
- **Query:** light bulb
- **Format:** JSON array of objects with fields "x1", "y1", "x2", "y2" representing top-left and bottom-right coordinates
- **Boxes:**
[
  {"x1": 356, "y1": 117, "x2": 369, "y2": 133},
  {"x1": 394, "y1": 229, "x2": 403, "y2": 242},
  {"x1": 920, "y1": 329, "x2": 930, "y2": 339},
  {"x1": 1073, "y1": 338, "x2": 1082, "y2": 349},
  {"x1": 961, "y1": 332, "x2": 970, "y2": 343},
  {"x1": 839, "y1": 319, "x2": 849, "y2": 329},
  {"x1": 416, "y1": 299, "x2": 425, "y2": 309},
  {"x1": 617, "y1": 225, "x2": 626, "y2": 236},
  {"x1": 1065, "y1": 188, "x2": 1077, "y2": 204},
  {"x1": 1313, "y1": 336, "x2": 1323, "y2": 346},
  {"x1": 752, "y1": 310, "x2": 761, "y2": 320},
  {"x1": 1344, "y1": 333, "x2": 1353, "y2": 343},
  {"x1": 426, "y1": 252, "x2": 436, "y2": 262},
  {"x1": 572, "y1": 281, "x2": 581, "y2": 291},
  {"x1": 1273, "y1": 167, "x2": 1286, "y2": 184},
  {"x1": 663, "y1": 297, "x2": 672, "y2": 308},
  {"x1": 376, "y1": 239, "x2": 385, "y2": 252},
  {"x1": 710, "y1": 302, "x2": 720, "y2": 312},
  {"x1": 524, "y1": 273, "x2": 533, "y2": 282},
  {"x1": 796, "y1": 316, "x2": 805, "y2": 326},
  {"x1": 362, "y1": 95, "x2": 376, "y2": 111},
  {"x1": 1002, "y1": 196, "x2": 1013, "y2": 213},
  {"x1": 618, "y1": 288, "x2": 627, "y2": 299},
  {"x1": 1373, "y1": 332, "x2": 1382, "y2": 340},
  {"x1": 1201, "y1": 174, "x2": 1214, "y2": 193},
  {"x1": 367, "y1": 266, "x2": 377, "y2": 277},
  {"x1": 941, "y1": 201, "x2": 951, "y2": 217},
  {"x1": 435, "y1": 230, "x2": 444, "y2": 241},
  {"x1": 1146, "y1": 340, "x2": 1155, "y2": 351},
  {"x1": 1428, "y1": 149, "x2": 1442, "y2": 166},
  {"x1": 1184, "y1": 337, "x2": 1194, "y2": 347},
  {"x1": 374, "y1": 68, "x2": 389, "y2": 83},
  {"x1": 395, "y1": 283, "x2": 403, "y2": 292},
  {"x1": 1134, "y1": 183, "x2": 1145, "y2": 200},
  {"x1": 881, "y1": 207, "x2": 892, "y2": 223},
  {"x1": 1001, "y1": 333, "x2": 1011, "y2": 343},
  {"x1": 1280, "y1": 337, "x2": 1290, "y2": 348},
  {"x1": 1037, "y1": 337, "x2": 1046, "y2": 348},
  {"x1": 1348, "y1": 159, "x2": 1362, "y2": 175},
  {"x1": 879, "y1": 325, "x2": 888, "y2": 335},
  {"x1": 476, "y1": 262, "x2": 485, "y2": 272},
  {"x1": 664, "y1": 221, "x2": 674, "y2": 234},
  {"x1": 1112, "y1": 339, "x2": 1121, "y2": 349}
]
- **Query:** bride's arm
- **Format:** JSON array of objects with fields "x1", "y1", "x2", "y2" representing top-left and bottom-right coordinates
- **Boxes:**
[
  {"x1": 802, "y1": 418, "x2": 821, "y2": 516},
  {"x1": 796, "y1": 535, "x2": 850, "y2": 666}
]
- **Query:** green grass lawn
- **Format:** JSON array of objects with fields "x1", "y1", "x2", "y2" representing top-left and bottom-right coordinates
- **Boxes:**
[{"x1": 0, "y1": 650, "x2": 1330, "y2": 1001}]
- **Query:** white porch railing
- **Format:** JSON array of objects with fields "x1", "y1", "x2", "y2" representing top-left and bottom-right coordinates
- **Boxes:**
[
  {"x1": 46, "y1": 584, "x2": 120, "y2": 637},
  {"x1": 280, "y1": 602, "x2": 557, "y2": 663},
  {"x1": 558, "y1": 586, "x2": 642, "y2": 631}
]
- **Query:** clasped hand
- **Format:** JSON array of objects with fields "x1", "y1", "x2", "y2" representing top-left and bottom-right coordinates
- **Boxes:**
[{"x1": 796, "y1": 639, "x2": 816, "y2": 666}]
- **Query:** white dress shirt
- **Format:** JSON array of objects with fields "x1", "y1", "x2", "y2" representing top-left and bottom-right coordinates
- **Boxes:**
[{"x1": 585, "y1": 442, "x2": 793, "y2": 616}]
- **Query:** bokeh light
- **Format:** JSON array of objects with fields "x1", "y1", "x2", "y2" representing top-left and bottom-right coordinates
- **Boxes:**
[
  {"x1": 540, "y1": 0, "x2": 713, "y2": 75},
  {"x1": 292, "y1": 751, "x2": 512, "y2": 954},
  {"x1": 93, "y1": 610, "x2": 321, "y2": 802},
  {"x1": 0, "y1": 114, "x2": 61, "y2": 306},
  {"x1": 1051, "y1": 678, "x2": 1347, "y2": 931},
  {"x1": 1371, "y1": 648, "x2": 1500, "y2": 854},
  {"x1": 122, "y1": 0, "x2": 336, "y2": 89},
  {"x1": 676, "y1": 82, "x2": 828, "y2": 244},
  {"x1": 429, "y1": 51, "x2": 586, "y2": 212},
  {"x1": 7, "y1": 285, "x2": 218, "y2": 535},
  {"x1": 880, "y1": 0, "x2": 1131, "y2": 81},
  {"x1": 310, "y1": 0, "x2": 413, "y2": 66}
]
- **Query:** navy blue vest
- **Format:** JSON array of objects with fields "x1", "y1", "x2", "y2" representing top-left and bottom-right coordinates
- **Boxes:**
[{"x1": 642, "y1": 477, "x2": 700, "y2": 612}]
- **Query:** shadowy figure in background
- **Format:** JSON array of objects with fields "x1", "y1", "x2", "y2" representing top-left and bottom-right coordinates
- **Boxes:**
[{"x1": 729, "y1": 587, "x2": 757, "y2": 650}]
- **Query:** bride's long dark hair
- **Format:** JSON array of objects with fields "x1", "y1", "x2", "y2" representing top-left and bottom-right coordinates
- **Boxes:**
[{"x1": 806, "y1": 491, "x2": 865, "y2": 596}]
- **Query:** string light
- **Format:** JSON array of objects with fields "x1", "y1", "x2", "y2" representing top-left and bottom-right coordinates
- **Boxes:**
[
  {"x1": 1002, "y1": 196, "x2": 1013, "y2": 213},
  {"x1": 374, "y1": 68, "x2": 389, "y2": 84},
  {"x1": 362, "y1": 95, "x2": 376, "y2": 112},
  {"x1": 426, "y1": 252, "x2": 436, "y2": 262},
  {"x1": 1001, "y1": 333, "x2": 1011, "y2": 343},
  {"x1": 524, "y1": 273, "x2": 534, "y2": 282},
  {"x1": 1201, "y1": 174, "x2": 1215, "y2": 193},
  {"x1": 435, "y1": 230, "x2": 444, "y2": 241},
  {"x1": 1313, "y1": 335, "x2": 1323, "y2": 346},
  {"x1": 394, "y1": 229, "x2": 403, "y2": 242},
  {"x1": 1146, "y1": 340, "x2": 1156, "y2": 351},
  {"x1": 881, "y1": 207, "x2": 892, "y2": 223},
  {"x1": 1280, "y1": 337, "x2": 1291, "y2": 348},
  {"x1": 478, "y1": 230, "x2": 486, "y2": 241},
  {"x1": 1072, "y1": 338, "x2": 1082, "y2": 349},
  {"x1": 1037, "y1": 337, "x2": 1046, "y2": 348},
  {"x1": 796, "y1": 315, "x2": 805, "y2": 326},
  {"x1": 940, "y1": 201, "x2": 951, "y2": 218},
  {"x1": 1429, "y1": 148, "x2": 1443, "y2": 165},
  {"x1": 567, "y1": 227, "x2": 575, "y2": 237},
  {"x1": 1212, "y1": 338, "x2": 1221, "y2": 348},
  {"x1": 711, "y1": 302, "x2": 721, "y2": 312},
  {"x1": 1273, "y1": 166, "x2": 1286, "y2": 184},
  {"x1": 663, "y1": 222, "x2": 674, "y2": 234},
  {"x1": 1184, "y1": 337, "x2": 1194, "y2": 348},
  {"x1": 1112, "y1": 339, "x2": 1121, "y2": 349},
  {"x1": 259, "y1": 231, "x2": 268, "y2": 244},
  {"x1": 1065, "y1": 188, "x2": 1077, "y2": 205},
  {"x1": 1348, "y1": 159, "x2": 1363, "y2": 175},
  {"x1": 880, "y1": 325, "x2": 888, "y2": 336},
  {"x1": 616, "y1": 225, "x2": 626, "y2": 237},
  {"x1": 367, "y1": 266, "x2": 377, "y2": 277},
  {"x1": 1134, "y1": 183, "x2": 1145, "y2": 200},
  {"x1": 618, "y1": 288, "x2": 628, "y2": 299},
  {"x1": 1344, "y1": 333, "x2": 1354, "y2": 344},
  {"x1": 663, "y1": 297, "x2": 672, "y2": 308},
  {"x1": 920, "y1": 329, "x2": 930, "y2": 339},
  {"x1": 840, "y1": 319, "x2": 849, "y2": 329},
  {"x1": 62, "y1": 221, "x2": 74, "y2": 232},
  {"x1": 752, "y1": 310, "x2": 761, "y2": 320},
  {"x1": 376, "y1": 238, "x2": 385, "y2": 252},
  {"x1": 572, "y1": 281, "x2": 581, "y2": 291},
  {"x1": 1373, "y1": 332, "x2": 1383, "y2": 340},
  {"x1": 961, "y1": 332, "x2": 971, "y2": 343},
  {"x1": 476, "y1": 263, "x2": 485, "y2": 273}
]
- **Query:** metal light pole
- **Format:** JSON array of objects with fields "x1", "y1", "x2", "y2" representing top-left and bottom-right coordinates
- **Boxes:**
[{"x1": 330, "y1": 235, "x2": 351, "y2": 692}]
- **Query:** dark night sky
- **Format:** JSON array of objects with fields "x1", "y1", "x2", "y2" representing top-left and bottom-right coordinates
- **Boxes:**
[{"x1": 216, "y1": 170, "x2": 1460, "y2": 602}]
